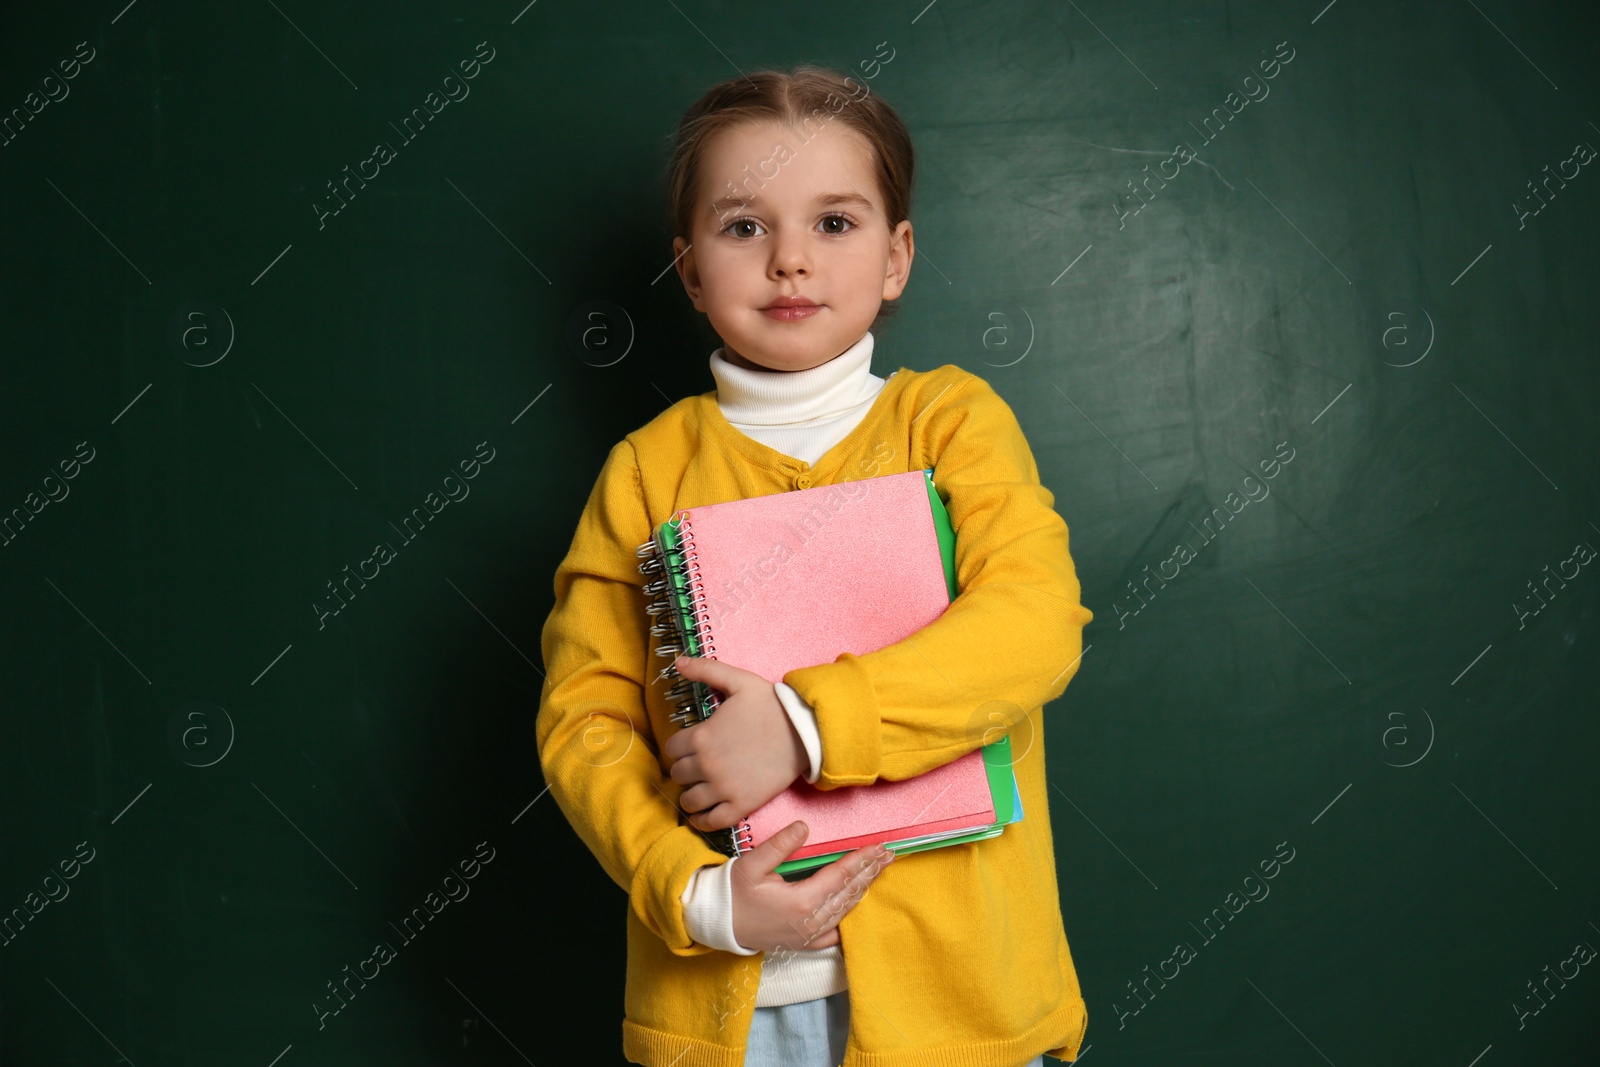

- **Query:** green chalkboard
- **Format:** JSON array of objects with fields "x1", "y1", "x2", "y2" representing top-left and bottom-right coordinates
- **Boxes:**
[{"x1": 2, "y1": 1, "x2": 1596, "y2": 1064}]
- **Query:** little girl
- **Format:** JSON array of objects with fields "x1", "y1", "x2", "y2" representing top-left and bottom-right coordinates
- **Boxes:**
[{"x1": 536, "y1": 65, "x2": 1093, "y2": 1067}]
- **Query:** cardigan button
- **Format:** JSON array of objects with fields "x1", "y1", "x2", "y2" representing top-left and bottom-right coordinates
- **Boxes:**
[{"x1": 794, "y1": 474, "x2": 813, "y2": 489}]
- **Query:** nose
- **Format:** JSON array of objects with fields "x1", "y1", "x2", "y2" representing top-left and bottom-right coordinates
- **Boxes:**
[{"x1": 768, "y1": 229, "x2": 809, "y2": 279}]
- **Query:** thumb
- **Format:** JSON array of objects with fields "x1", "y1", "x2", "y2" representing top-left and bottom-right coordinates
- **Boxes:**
[{"x1": 745, "y1": 820, "x2": 811, "y2": 877}]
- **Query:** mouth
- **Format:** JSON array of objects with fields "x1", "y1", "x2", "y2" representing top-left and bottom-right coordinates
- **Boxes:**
[{"x1": 762, "y1": 298, "x2": 822, "y2": 321}]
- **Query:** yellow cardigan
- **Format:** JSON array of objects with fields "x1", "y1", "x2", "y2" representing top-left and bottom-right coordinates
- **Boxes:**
[{"x1": 537, "y1": 362, "x2": 1094, "y2": 1066}]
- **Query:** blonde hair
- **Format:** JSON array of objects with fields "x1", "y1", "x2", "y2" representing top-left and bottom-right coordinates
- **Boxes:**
[{"x1": 664, "y1": 65, "x2": 916, "y2": 326}]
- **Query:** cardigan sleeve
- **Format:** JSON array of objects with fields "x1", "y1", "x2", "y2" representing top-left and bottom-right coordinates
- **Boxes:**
[
  {"x1": 781, "y1": 372, "x2": 1094, "y2": 789},
  {"x1": 536, "y1": 438, "x2": 731, "y2": 956}
]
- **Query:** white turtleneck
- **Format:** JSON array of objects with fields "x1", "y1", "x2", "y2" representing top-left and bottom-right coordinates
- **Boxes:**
[
  {"x1": 708, "y1": 329, "x2": 889, "y2": 464},
  {"x1": 678, "y1": 329, "x2": 893, "y2": 1007}
]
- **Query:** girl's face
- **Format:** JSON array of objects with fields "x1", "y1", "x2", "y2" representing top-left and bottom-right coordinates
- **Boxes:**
[{"x1": 673, "y1": 119, "x2": 913, "y2": 373}]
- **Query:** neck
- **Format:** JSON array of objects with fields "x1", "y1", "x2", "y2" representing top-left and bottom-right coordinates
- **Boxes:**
[{"x1": 709, "y1": 331, "x2": 881, "y2": 427}]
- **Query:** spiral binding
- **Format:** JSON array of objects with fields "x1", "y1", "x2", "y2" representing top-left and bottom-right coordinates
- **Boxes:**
[
  {"x1": 635, "y1": 520, "x2": 721, "y2": 729},
  {"x1": 636, "y1": 517, "x2": 751, "y2": 857}
]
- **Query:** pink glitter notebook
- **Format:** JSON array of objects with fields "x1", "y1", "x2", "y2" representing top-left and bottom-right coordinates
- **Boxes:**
[{"x1": 636, "y1": 468, "x2": 1019, "y2": 878}]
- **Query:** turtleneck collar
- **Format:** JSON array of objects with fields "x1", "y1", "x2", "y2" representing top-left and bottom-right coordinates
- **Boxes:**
[{"x1": 708, "y1": 331, "x2": 884, "y2": 427}]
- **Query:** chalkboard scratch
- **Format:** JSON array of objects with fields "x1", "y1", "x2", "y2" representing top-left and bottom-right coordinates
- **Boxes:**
[
  {"x1": 1075, "y1": 137, "x2": 1235, "y2": 190},
  {"x1": 1179, "y1": 151, "x2": 1232, "y2": 191}
]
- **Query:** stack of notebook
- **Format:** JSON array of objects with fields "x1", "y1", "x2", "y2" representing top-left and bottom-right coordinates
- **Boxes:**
[{"x1": 635, "y1": 467, "x2": 1023, "y2": 879}]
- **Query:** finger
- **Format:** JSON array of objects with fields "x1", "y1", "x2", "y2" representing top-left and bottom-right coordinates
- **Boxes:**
[
  {"x1": 775, "y1": 916, "x2": 839, "y2": 954},
  {"x1": 784, "y1": 846, "x2": 891, "y2": 950},
  {"x1": 679, "y1": 783, "x2": 715, "y2": 818},
  {"x1": 845, "y1": 848, "x2": 892, "y2": 905},
  {"x1": 804, "y1": 844, "x2": 893, "y2": 916},
  {"x1": 688, "y1": 802, "x2": 736, "y2": 833},
  {"x1": 790, "y1": 875, "x2": 865, "y2": 948},
  {"x1": 743, "y1": 820, "x2": 811, "y2": 877},
  {"x1": 802, "y1": 926, "x2": 840, "y2": 949},
  {"x1": 829, "y1": 843, "x2": 894, "y2": 892},
  {"x1": 674, "y1": 655, "x2": 743, "y2": 691},
  {"x1": 667, "y1": 755, "x2": 699, "y2": 785},
  {"x1": 662, "y1": 736, "x2": 687, "y2": 766}
]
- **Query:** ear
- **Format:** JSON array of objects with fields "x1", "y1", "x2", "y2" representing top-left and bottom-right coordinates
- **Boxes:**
[
  {"x1": 672, "y1": 237, "x2": 705, "y2": 311},
  {"x1": 882, "y1": 219, "x2": 913, "y2": 301}
]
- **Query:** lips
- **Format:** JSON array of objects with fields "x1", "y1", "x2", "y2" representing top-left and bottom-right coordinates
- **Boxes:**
[
  {"x1": 762, "y1": 303, "x2": 822, "y2": 321},
  {"x1": 761, "y1": 295, "x2": 821, "y2": 321}
]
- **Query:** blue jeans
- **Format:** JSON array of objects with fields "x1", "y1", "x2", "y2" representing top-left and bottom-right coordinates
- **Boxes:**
[{"x1": 744, "y1": 988, "x2": 1047, "y2": 1067}]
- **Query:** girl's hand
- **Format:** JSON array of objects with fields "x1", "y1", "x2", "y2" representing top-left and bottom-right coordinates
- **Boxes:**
[
  {"x1": 729, "y1": 821, "x2": 895, "y2": 953},
  {"x1": 662, "y1": 655, "x2": 808, "y2": 832}
]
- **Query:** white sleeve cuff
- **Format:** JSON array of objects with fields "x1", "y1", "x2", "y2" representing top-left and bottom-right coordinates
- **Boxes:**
[
  {"x1": 774, "y1": 682, "x2": 822, "y2": 784},
  {"x1": 680, "y1": 858, "x2": 760, "y2": 955}
]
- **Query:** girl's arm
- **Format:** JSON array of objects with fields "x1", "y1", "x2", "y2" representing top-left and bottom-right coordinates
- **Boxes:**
[
  {"x1": 781, "y1": 372, "x2": 1094, "y2": 788},
  {"x1": 536, "y1": 438, "x2": 730, "y2": 956}
]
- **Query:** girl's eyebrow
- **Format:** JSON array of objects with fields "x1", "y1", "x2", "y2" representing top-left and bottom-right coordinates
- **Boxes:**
[{"x1": 710, "y1": 192, "x2": 873, "y2": 215}]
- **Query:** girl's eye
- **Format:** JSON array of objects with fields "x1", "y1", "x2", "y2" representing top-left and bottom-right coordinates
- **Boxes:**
[{"x1": 720, "y1": 214, "x2": 858, "y2": 239}]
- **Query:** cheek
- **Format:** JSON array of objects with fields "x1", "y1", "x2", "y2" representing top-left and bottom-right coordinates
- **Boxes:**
[
  {"x1": 694, "y1": 250, "x2": 748, "y2": 294},
  {"x1": 838, "y1": 249, "x2": 888, "y2": 289}
]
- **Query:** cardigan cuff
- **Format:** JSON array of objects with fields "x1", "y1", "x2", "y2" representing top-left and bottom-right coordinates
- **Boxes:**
[
  {"x1": 680, "y1": 858, "x2": 760, "y2": 955},
  {"x1": 781, "y1": 651, "x2": 881, "y2": 789},
  {"x1": 631, "y1": 824, "x2": 730, "y2": 956}
]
